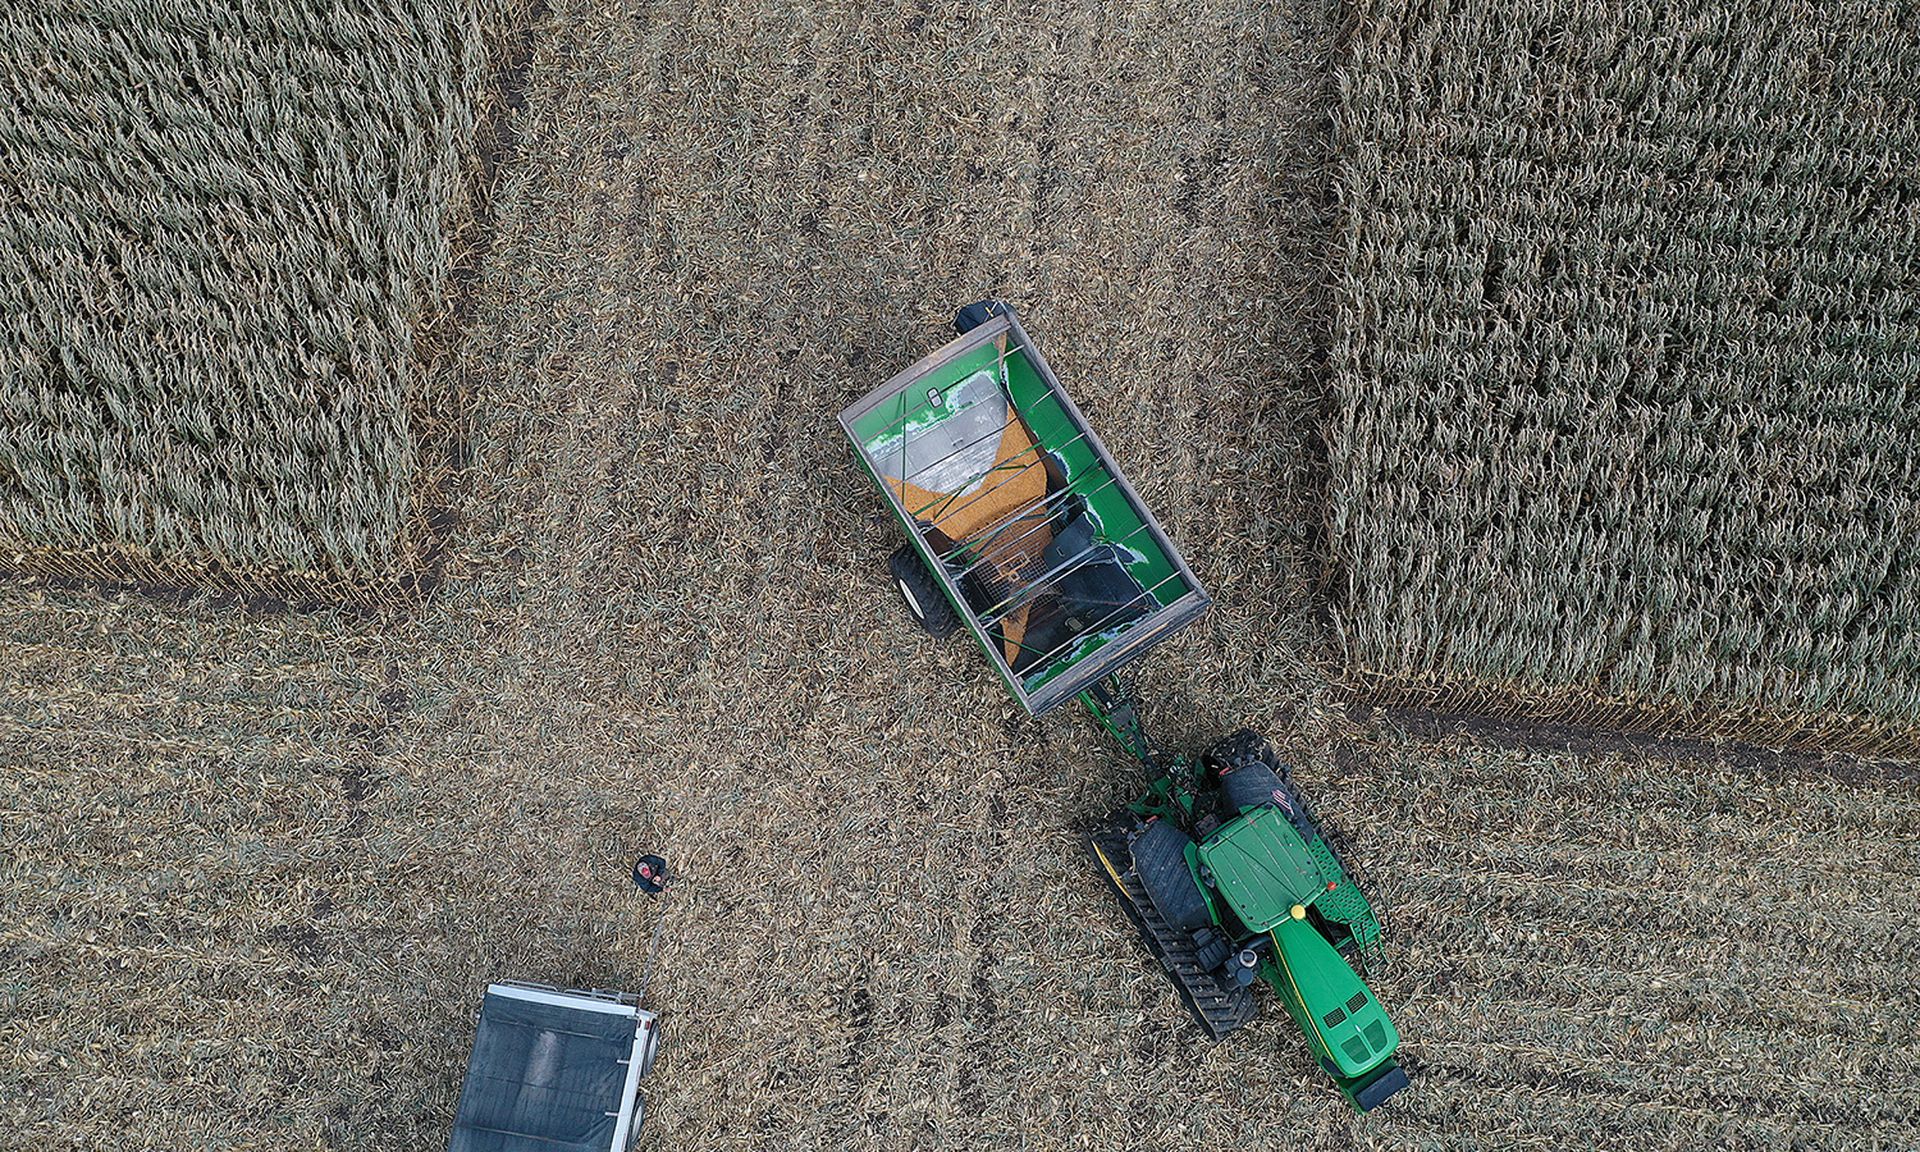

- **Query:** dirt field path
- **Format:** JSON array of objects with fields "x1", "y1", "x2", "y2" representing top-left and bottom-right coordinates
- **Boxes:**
[
  {"x1": 3, "y1": 1, "x2": 1917, "y2": 1149},
  {"x1": 417, "y1": 0, "x2": 1346, "y2": 1142}
]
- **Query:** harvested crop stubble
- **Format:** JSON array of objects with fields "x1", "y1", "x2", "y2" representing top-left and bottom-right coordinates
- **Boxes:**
[
  {"x1": 1328, "y1": 0, "x2": 1920, "y2": 753},
  {"x1": 0, "y1": 0, "x2": 521, "y2": 590}
]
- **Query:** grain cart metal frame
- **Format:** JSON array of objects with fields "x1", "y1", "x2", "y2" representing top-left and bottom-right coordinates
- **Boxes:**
[{"x1": 838, "y1": 302, "x2": 1210, "y2": 714}]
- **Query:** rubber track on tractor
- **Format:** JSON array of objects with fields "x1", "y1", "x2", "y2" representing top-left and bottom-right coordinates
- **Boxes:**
[{"x1": 1089, "y1": 817, "x2": 1258, "y2": 1041}]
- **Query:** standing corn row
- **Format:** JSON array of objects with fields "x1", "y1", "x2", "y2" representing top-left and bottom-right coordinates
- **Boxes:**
[
  {"x1": 0, "y1": 0, "x2": 524, "y2": 608},
  {"x1": 1329, "y1": 0, "x2": 1920, "y2": 754}
]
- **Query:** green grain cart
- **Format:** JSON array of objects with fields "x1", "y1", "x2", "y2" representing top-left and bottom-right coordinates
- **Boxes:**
[
  {"x1": 840, "y1": 302, "x2": 1409, "y2": 1111},
  {"x1": 838, "y1": 300, "x2": 1208, "y2": 713}
]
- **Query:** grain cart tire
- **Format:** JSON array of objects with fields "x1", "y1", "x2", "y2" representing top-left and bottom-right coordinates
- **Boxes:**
[
  {"x1": 953, "y1": 299, "x2": 1009, "y2": 334},
  {"x1": 1130, "y1": 819, "x2": 1211, "y2": 934},
  {"x1": 889, "y1": 545, "x2": 958, "y2": 638}
]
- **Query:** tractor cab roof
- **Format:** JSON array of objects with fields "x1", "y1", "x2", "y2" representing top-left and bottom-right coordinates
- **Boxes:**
[{"x1": 1198, "y1": 806, "x2": 1329, "y2": 932}]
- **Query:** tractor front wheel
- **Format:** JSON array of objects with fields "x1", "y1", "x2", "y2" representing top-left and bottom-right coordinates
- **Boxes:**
[{"x1": 889, "y1": 545, "x2": 958, "y2": 638}]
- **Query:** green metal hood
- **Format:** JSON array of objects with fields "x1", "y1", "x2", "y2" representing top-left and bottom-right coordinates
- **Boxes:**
[
  {"x1": 1270, "y1": 917, "x2": 1400, "y2": 1078},
  {"x1": 1198, "y1": 807, "x2": 1326, "y2": 931}
]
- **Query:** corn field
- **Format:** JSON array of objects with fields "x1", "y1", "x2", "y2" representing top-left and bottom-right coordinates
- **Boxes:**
[
  {"x1": 1328, "y1": 0, "x2": 1920, "y2": 753},
  {"x1": 0, "y1": 0, "x2": 520, "y2": 596}
]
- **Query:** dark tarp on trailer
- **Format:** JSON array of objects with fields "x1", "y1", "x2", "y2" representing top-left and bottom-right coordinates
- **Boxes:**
[{"x1": 449, "y1": 987, "x2": 640, "y2": 1152}]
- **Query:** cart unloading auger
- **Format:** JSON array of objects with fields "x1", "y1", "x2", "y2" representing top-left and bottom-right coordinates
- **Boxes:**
[{"x1": 839, "y1": 302, "x2": 1409, "y2": 1112}]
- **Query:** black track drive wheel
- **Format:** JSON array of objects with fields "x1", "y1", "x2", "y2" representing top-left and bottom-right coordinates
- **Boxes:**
[
  {"x1": 1088, "y1": 814, "x2": 1257, "y2": 1041},
  {"x1": 1205, "y1": 728, "x2": 1318, "y2": 829},
  {"x1": 1219, "y1": 761, "x2": 1291, "y2": 818},
  {"x1": 889, "y1": 545, "x2": 958, "y2": 638},
  {"x1": 1129, "y1": 819, "x2": 1211, "y2": 934},
  {"x1": 1201, "y1": 728, "x2": 1282, "y2": 781}
]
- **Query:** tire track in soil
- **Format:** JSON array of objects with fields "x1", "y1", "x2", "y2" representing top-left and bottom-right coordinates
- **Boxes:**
[
  {"x1": 934, "y1": 790, "x2": 1010, "y2": 1134},
  {"x1": 1415, "y1": 1054, "x2": 1920, "y2": 1133}
]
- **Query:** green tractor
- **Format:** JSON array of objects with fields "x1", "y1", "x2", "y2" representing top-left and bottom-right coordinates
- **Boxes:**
[{"x1": 1084, "y1": 691, "x2": 1408, "y2": 1112}]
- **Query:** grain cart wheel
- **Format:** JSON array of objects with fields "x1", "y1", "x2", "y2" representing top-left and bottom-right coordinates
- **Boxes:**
[
  {"x1": 889, "y1": 545, "x2": 958, "y2": 638},
  {"x1": 953, "y1": 299, "x2": 1010, "y2": 334}
]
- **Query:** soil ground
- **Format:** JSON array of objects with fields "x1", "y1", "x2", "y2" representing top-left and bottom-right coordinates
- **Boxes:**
[{"x1": 3, "y1": 1, "x2": 1917, "y2": 1149}]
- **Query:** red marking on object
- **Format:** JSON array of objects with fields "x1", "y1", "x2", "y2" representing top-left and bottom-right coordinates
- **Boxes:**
[{"x1": 1327, "y1": 881, "x2": 1337, "y2": 890}]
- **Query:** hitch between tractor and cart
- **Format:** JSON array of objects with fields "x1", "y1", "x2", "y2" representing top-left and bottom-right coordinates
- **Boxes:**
[{"x1": 1079, "y1": 676, "x2": 1154, "y2": 765}]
